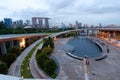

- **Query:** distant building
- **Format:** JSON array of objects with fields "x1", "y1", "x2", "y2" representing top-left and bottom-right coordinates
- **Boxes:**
[
  {"x1": 24, "y1": 25, "x2": 32, "y2": 28},
  {"x1": 99, "y1": 23, "x2": 102, "y2": 27},
  {"x1": 69, "y1": 23, "x2": 73, "y2": 28},
  {"x1": 26, "y1": 20, "x2": 30, "y2": 26},
  {"x1": 61, "y1": 22, "x2": 66, "y2": 29},
  {"x1": 13, "y1": 22, "x2": 17, "y2": 29},
  {"x1": 32, "y1": 17, "x2": 50, "y2": 29},
  {"x1": 75, "y1": 21, "x2": 79, "y2": 29},
  {"x1": 91, "y1": 25, "x2": 94, "y2": 27},
  {"x1": 13, "y1": 20, "x2": 23, "y2": 28},
  {"x1": 75, "y1": 21, "x2": 82, "y2": 29},
  {"x1": 17, "y1": 20, "x2": 23, "y2": 27},
  {"x1": 4, "y1": 18, "x2": 13, "y2": 28},
  {"x1": 83, "y1": 24, "x2": 88, "y2": 28},
  {"x1": 106, "y1": 24, "x2": 117, "y2": 28},
  {"x1": 78, "y1": 22, "x2": 82, "y2": 28}
]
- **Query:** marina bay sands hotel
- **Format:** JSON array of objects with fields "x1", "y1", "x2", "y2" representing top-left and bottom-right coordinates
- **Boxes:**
[{"x1": 32, "y1": 17, "x2": 50, "y2": 28}]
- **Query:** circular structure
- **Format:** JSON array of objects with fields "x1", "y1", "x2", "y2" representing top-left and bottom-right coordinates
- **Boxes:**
[{"x1": 67, "y1": 37, "x2": 102, "y2": 58}]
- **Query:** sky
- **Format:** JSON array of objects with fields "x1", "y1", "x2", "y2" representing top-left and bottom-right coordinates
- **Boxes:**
[{"x1": 0, "y1": 0, "x2": 120, "y2": 26}]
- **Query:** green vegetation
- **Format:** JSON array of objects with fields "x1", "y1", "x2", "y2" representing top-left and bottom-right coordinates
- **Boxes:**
[
  {"x1": 0, "y1": 46, "x2": 22, "y2": 74},
  {"x1": 8, "y1": 46, "x2": 22, "y2": 56},
  {"x1": 0, "y1": 62, "x2": 8, "y2": 74},
  {"x1": 0, "y1": 37, "x2": 40, "y2": 75},
  {"x1": 0, "y1": 21, "x2": 74, "y2": 35},
  {"x1": 36, "y1": 37, "x2": 57, "y2": 78},
  {"x1": 57, "y1": 31, "x2": 77, "y2": 38},
  {"x1": 21, "y1": 41, "x2": 42, "y2": 78},
  {"x1": 67, "y1": 31, "x2": 77, "y2": 37},
  {"x1": 1, "y1": 53, "x2": 17, "y2": 67},
  {"x1": 0, "y1": 21, "x2": 12, "y2": 34}
]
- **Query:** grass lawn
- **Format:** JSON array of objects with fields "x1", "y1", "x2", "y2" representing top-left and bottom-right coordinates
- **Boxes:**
[{"x1": 21, "y1": 41, "x2": 42, "y2": 78}]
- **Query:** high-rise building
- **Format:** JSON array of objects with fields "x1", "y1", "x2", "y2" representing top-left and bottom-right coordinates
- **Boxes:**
[
  {"x1": 13, "y1": 22, "x2": 17, "y2": 29},
  {"x1": 99, "y1": 23, "x2": 102, "y2": 27},
  {"x1": 32, "y1": 17, "x2": 50, "y2": 29},
  {"x1": 26, "y1": 20, "x2": 30, "y2": 26},
  {"x1": 75, "y1": 21, "x2": 82, "y2": 29},
  {"x1": 13, "y1": 20, "x2": 23, "y2": 28},
  {"x1": 75, "y1": 21, "x2": 79, "y2": 29},
  {"x1": 69, "y1": 23, "x2": 73, "y2": 28},
  {"x1": 4, "y1": 18, "x2": 13, "y2": 28},
  {"x1": 61, "y1": 22, "x2": 66, "y2": 29},
  {"x1": 78, "y1": 22, "x2": 82, "y2": 28},
  {"x1": 45, "y1": 18, "x2": 49, "y2": 28},
  {"x1": 17, "y1": 20, "x2": 23, "y2": 27}
]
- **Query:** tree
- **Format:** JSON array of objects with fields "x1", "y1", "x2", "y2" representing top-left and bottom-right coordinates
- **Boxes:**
[
  {"x1": 44, "y1": 59, "x2": 57, "y2": 76},
  {"x1": 0, "y1": 62, "x2": 8, "y2": 74},
  {"x1": 43, "y1": 37, "x2": 54, "y2": 48},
  {"x1": 1, "y1": 53, "x2": 17, "y2": 67},
  {"x1": 8, "y1": 46, "x2": 22, "y2": 56},
  {"x1": 37, "y1": 53, "x2": 49, "y2": 68},
  {"x1": 41, "y1": 47, "x2": 53, "y2": 55},
  {"x1": 0, "y1": 21, "x2": 7, "y2": 29}
]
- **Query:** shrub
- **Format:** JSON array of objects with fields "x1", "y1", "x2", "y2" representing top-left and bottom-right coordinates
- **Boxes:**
[
  {"x1": 8, "y1": 46, "x2": 22, "y2": 56},
  {"x1": 37, "y1": 53, "x2": 49, "y2": 68},
  {"x1": 1, "y1": 53, "x2": 17, "y2": 67},
  {"x1": 0, "y1": 62, "x2": 8, "y2": 74},
  {"x1": 41, "y1": 47, "x2": 53, "y2": 55},
  {"x1": 36, "y1": 37, "x2": 57, "y2": 78},
  {"x1": 43, "y1": 37, "x2": 54, "y2": 48},
  {"x1": 44, "y1": 59, "x2": 57, "y2": 76}
]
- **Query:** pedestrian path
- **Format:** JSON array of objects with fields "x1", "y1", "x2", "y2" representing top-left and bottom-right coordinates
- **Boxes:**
[
  {"x1": 7, "y1": 39, "x2": 42, "y2": 77},
  {"x1": 30, "y1": 43, "x2": 43, "y2": 78},
  {"x1": 83, "y1": 58, "x2": 89, "y2": 80}
]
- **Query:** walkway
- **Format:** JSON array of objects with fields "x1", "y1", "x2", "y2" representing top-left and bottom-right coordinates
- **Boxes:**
[
  {"x1": 7, "y1": 39, "x2": 42, "y2": 77},
  {"x1": 88, "y1": 37, "x2": 120, "y2": 80},
  {"x1": 52, "y1": 37, "x2": 120, "y2": 80},
  {"x1": 30, "y1": 39, "x2": 50, "y2": 79},
  {"x1": 29, "y1": 42, "x2": 43, "y2": 78},
  {"x1": 83, "y1": 58, "x2": 89, "y2": 80},
  {"x1": 52, "y1": 38, "x2": 84, "y2": 80}
]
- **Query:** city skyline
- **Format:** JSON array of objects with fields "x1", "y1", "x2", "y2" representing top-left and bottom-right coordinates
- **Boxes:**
[{"x1": 0, "y1": 0, "x2": 120, "y2": 26}]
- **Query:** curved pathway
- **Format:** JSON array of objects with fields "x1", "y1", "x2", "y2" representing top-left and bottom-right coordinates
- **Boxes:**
[
  {"x1": 7, "y1": 39, "x2": 42, "y2": 77},
  {"x1": 52, "y1": 38, "x2": 84, "y2": 80},
  {"x1": 30, "y1": 40, "x2": 50, "y2": 79},
  {"x1": 52, "y1": 37, "x2": 120, "y2": 80},
  {"x1": 30, "y1": 43, "x2": 43, "y2": 78}
]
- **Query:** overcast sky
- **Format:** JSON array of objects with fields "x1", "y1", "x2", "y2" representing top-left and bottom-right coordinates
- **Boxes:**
[{"x1": 0, "y1": 0, "x2": 120, "y2": 26}]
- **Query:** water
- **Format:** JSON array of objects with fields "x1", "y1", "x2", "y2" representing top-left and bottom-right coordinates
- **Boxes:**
[{"x1": 67, "y1": 37, "x2": 102, "y2": 58}]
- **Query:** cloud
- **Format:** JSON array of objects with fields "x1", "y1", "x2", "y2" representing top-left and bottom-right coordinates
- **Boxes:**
[
  {"x1": 0, "y1": 0, "x2": 120, "y2": 26},
  {"x1": 0, "y1": 6, "x2": 7, "y2": 10}
]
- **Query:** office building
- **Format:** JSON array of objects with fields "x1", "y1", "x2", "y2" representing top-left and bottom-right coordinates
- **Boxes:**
[{"x1": 4, "y1": 18, "x2": 13, "y2": 28}]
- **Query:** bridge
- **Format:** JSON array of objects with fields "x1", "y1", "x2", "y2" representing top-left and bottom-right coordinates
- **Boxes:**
[
  {"x1": 0, "y1": 27, "x2": 120, "y2": 55},
  {"x1": 0, "y1": 27, "x2": 120, "y2": 80},
  {"x1": 0, "y1": 33, "x2": 49, "y2": 55}
]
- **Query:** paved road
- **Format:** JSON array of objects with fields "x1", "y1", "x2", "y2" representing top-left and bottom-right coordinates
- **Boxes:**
[
  {"x1": 7, "y1": 36, "x2": 120, "y2": 80},
  {"x1": 7, "y1": 39, "x2": 42, "y2": 77},
  {"x1": 52, "y1": 38, "x2": 84, "y2": 80},
  {"x1": 30, "y1": 40, "x2": 52, "y2": 79},
  {"x1": 88, "y1": 37, "x2": 120, "y2": 80},
  {"x1": 52, "y1": 37, "x2": 120, "y2": 80},
  {"x1": 30, "y1": 42, "x2": 43, "y2": 78},
  {"x1": 83, "y1": 58, "x2": 89, "y2": 80}
]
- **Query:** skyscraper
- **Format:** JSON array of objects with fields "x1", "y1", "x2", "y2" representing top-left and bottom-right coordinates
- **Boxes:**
[
  {"x1": 17, "y1": 20, "x2": 23, "y2": 27},
  {"x1": 99, "y1": 23, "x2": 102, "y2": 27},
  {"x1": 4, "y1": 18, "x2": 13, "y2": 28},
  {"x1": 75, "y1": 21, "x2": 79, "y2": 29}
]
